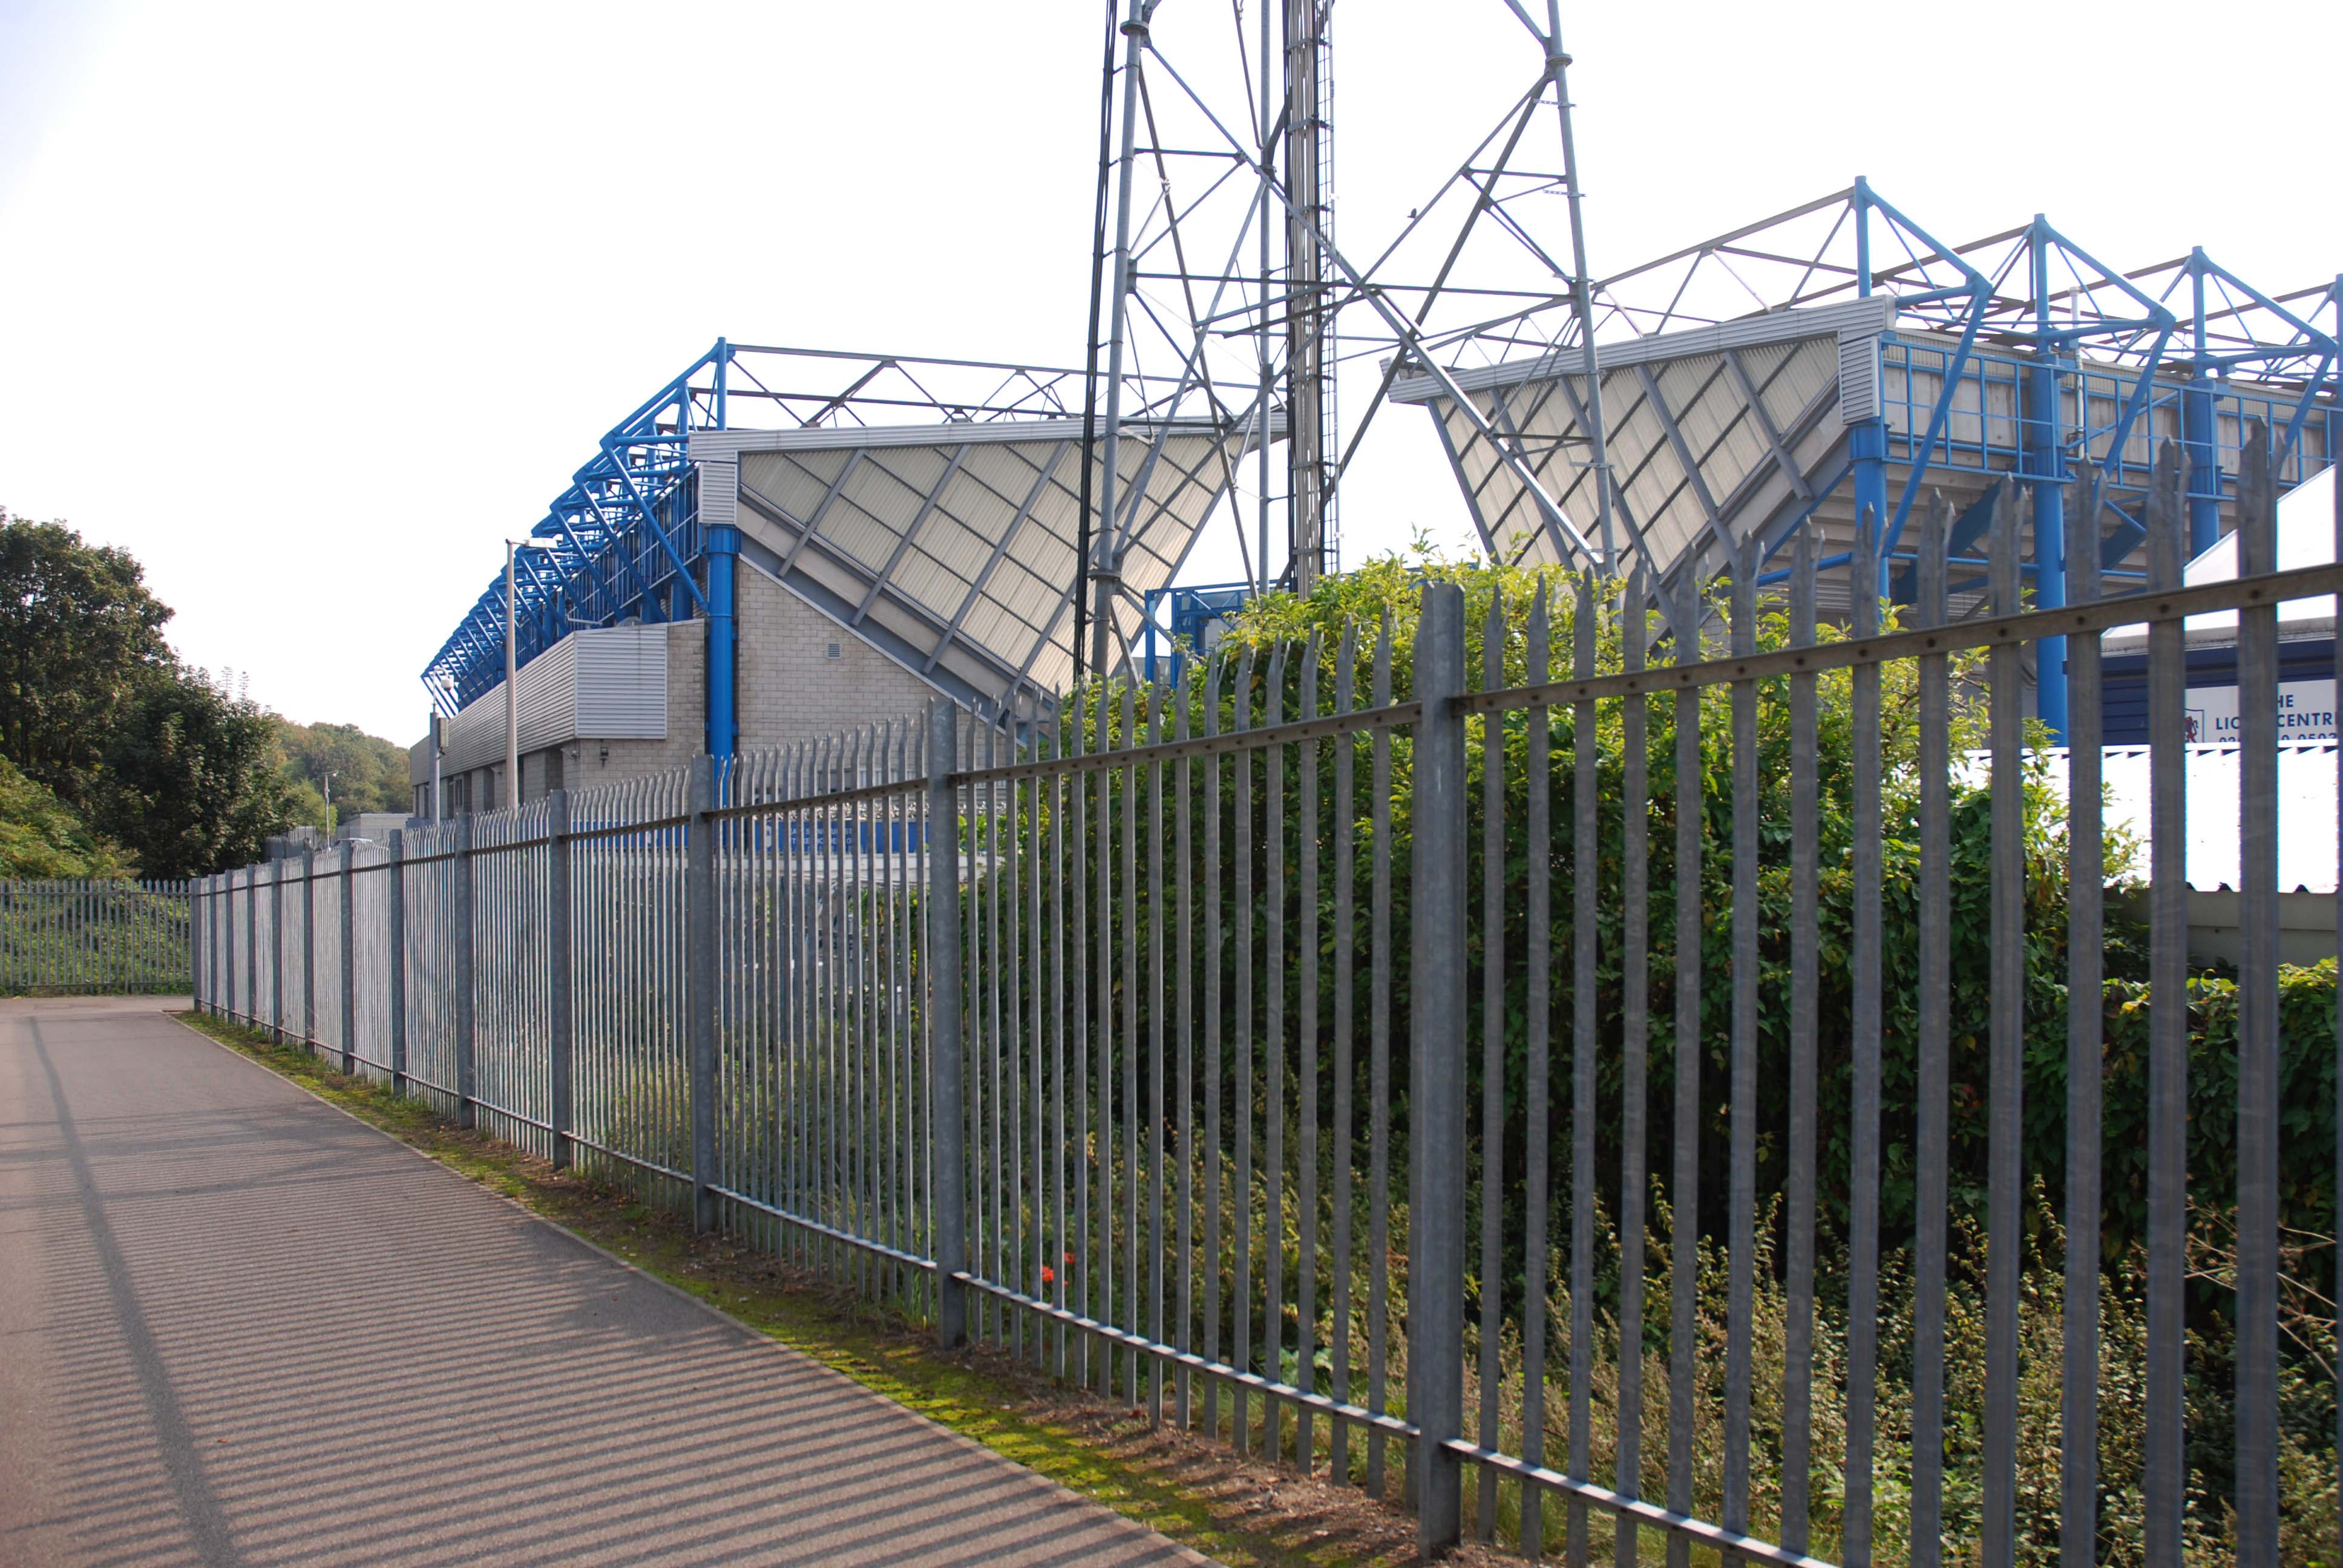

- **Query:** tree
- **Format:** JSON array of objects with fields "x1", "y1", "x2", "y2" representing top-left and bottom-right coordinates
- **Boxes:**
[
  {"x1": 97, "y1": 668, "x2": 300, "y2": 877},
  {"x1": 0, "y1": 513, "x2": 175, "y2": 811},
  {"x1": 0, "y1": 756, "x2": 129, "y2": 878},
  {"x1": 278, "y1": 720, "x2": 411, "y2": 821}
]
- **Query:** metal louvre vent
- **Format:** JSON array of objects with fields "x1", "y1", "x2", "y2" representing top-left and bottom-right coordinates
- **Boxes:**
[
  {"x1": 1838, "y1": 332, "x2": 1882, "y2": 426},
  {"x1": 697, "y1": 460, "x2": 738, "y2": 531}
]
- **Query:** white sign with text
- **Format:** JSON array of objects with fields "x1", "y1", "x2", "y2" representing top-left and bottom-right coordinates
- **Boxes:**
[{"x1": 2184, "y1": 679, "x2": 2338, "y2": 743}]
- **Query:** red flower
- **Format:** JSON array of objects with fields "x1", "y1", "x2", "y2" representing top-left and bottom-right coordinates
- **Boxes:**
[{"x1": 1041, "y1": 1265, "x2": 1056, "y2": 1285}]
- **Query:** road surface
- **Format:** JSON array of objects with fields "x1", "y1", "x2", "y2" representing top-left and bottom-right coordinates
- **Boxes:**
[{"x1": 0, "y1": 996, "x2": 1210, "y2": 1567}]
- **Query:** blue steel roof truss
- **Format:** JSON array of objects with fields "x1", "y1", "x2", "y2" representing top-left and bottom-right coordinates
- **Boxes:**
[
  {"x1": 423, "y1": 344, "x2": 742, "y2": 714},
  {"x1": 421, "y1": 342, "x2": 1185, "y2": 717},
  {"x1": 1429, "y1": 179, "x2": 2339, "y2": 599}
]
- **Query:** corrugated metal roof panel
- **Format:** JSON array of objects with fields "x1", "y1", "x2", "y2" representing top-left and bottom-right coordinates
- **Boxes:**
[
  {"x1": 1761, "y1": 338, "x2": 1837, "y2": 435},
  {"x1": 932, "y1": 479, "x2": 1014, "y2": 552},
  {"x1": 1024, "y1": 489, "x2": 1082, "y2": 548},
  {"x1": 1389, "y1": 296, "x2": 1896, "y2": 406},
  {"x1": 919, "y1": 505, "x2": 994, "y2": 580},
  {"x1": 1443, "y1": 400, "x2": 1543, "y2": 565},
  {"x1": 1735, "y1": 339, "x2": 1796, "y2": 397},
  {"x1": 863, "y1": 444, "x2": 951, "y2": 505},
  {"x1": 724, "y1": 423, "x2": 1267, "y2": 713},
  {"x1": 1473, "y1": 401, "x2": 1558, "y2": 543},
  {"x1": 891, "y1": 552, "x2": 962, "y2": 619},
  {"x1": 1651, "y1": 353, "x2": 1725, "y2": 419},
  {"x1": 961, "y1": 596, "x2": 1018, "y2": 652},
  {"x1": 1703, "y1": 410, "x2": 1769, "y2": 501},
  {"x1": 739, "y1": 449, "x2": 844, "y2": 523},
  {"x1": 839, "y1": 455, "x2": 919, "y2": 529},
  {"x1": 989, "y1": 557, "x2": 1059, "y2": 623},
  {"x1": 821, "y1": 495, "x2": 902, "y2": 573},
  {"x1": 693, "y1": 413, "x2": 1257, "y2": 460},
  {"x1": 957, "y1": 443, "x2": 1048, "y2": 511},
  {"x1": 1676, "y1": 391, "x2": 1745, "y2": 483}
]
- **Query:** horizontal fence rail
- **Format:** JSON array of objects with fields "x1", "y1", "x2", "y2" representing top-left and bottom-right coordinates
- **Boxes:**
[
  {"x1": 183, "y1": 426, "x2": 2341, "y2": 1566},
  {"x1": 1, "y1": 879, "x2": 192, "y2": 995}
]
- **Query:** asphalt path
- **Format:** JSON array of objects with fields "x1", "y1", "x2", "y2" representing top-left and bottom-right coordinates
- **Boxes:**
[{"x1": 0, "y1": 996, "x2": 1211, "y2": 1567}]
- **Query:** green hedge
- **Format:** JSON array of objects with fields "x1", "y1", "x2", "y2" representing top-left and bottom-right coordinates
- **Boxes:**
[{"x1": 1044, "y1": 550, "x2": 2332, "y2": 1292}]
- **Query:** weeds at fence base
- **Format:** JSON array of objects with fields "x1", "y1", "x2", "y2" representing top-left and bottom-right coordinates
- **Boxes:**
[{"x1": 172, "y1": 1009, "x2": 1507, "y2": 1568}]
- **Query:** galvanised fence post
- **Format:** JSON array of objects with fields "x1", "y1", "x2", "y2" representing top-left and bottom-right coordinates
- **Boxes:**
[
  {"x1": 926, "y1": 700, "x2": 966, "y2": 1348},
  {"x1": 453, "y1": 817, "x2": 476, "y2": 1128},
  {"x1": 548, "y1": 788, "x2": 574, "y2": 1171},
  {"x1": 184, "y1": 878, "x2": 197, "y2": 1007},
  {"x1": 1409, "y1": 581, "x2": 1467, "y2": 1555},
  {"x1": 245, "y1": 867, "x2": 258, "y2": 1029},
  {"x1": 269, "y1": 861, "x2": 284, "y2": 1040},
  {"x1": 300, "y1": 845, "x2": 316, "y2": 1052},
  {"x1": 338, "y1": 842, "x2": 356, "y2": 1075},
  {"x1": 302, "y1": 843, "x2": 321, "y2": 1050},
  {"x1": 207, "y1": 877, "x2": 216, "y2": 1013},
  {"x1": 387, "y1": 830, "x2": 407, "y2": 1094},
  {"x1": 688, "y1": 755, "x2": 718, "y2": 1233},
  {"x1": 2233, "y1": 424, "x2": 2281, "y2": 1557}
]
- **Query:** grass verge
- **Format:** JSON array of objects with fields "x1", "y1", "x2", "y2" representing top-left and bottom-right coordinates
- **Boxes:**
[{"x1": 173, "y1": 1010, "x2": 1469, "y2": 1568}]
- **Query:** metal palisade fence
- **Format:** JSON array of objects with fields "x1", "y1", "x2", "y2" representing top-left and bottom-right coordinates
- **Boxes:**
[
  {"x1": 187, "y1": 425, "x2": 2341, "y2": 1566},
  {"x1": 1, "y1": 878, "x2": 192, "y2": 995}
]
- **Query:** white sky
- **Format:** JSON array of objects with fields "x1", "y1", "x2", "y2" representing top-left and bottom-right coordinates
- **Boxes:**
[{"x1": 2, "y1": 0, "x2": 2336, "y2": 743}]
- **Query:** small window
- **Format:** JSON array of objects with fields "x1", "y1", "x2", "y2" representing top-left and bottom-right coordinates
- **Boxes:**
[{"x1": 827, "y1": 642, "x2": 841, "y2": 659}]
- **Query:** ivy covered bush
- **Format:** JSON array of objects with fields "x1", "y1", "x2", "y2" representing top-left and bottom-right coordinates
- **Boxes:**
[{"x1": 1035, "y1": 541, "x2": 2335, "y2": 1550}]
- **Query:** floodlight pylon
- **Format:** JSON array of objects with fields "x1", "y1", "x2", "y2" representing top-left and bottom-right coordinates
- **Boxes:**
[{"x1": 1073, "y1": 0, "x2": 1627, "y2": 681}]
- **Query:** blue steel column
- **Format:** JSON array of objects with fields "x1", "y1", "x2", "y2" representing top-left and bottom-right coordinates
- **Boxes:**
[
  {"x1": 2327, "y1": 279, "x2": 2341, "y2": 502},
  {"x1": 704, "y1": 524, "x2": 740, "y2": 757},
  {"x1": 2185, "y1": 250, "x2": 2223, "y2": 555},
  {"x1": 1851, "y1": 177, "x2": 1891, "y2": 594},
  {"x1": 2030, "y1": 218, "x2": 2069, "y2": 740},
  {"x1": 1852, "y1": 423, "x2": 1889, "y2": 590}
]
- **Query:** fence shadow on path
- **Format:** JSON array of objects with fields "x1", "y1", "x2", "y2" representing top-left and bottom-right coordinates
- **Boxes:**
[{"x1": 0, "y1": 999, "x2": 1207, "y2": 1568}]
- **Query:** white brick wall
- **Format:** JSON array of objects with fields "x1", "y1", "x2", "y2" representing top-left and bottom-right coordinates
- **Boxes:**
[
  {"x1": 415, "y1": 568, "x2": 949, "y2": 813},
  {"x1": 733, "y1": 563, "x2": 939, "y2": 752}
]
